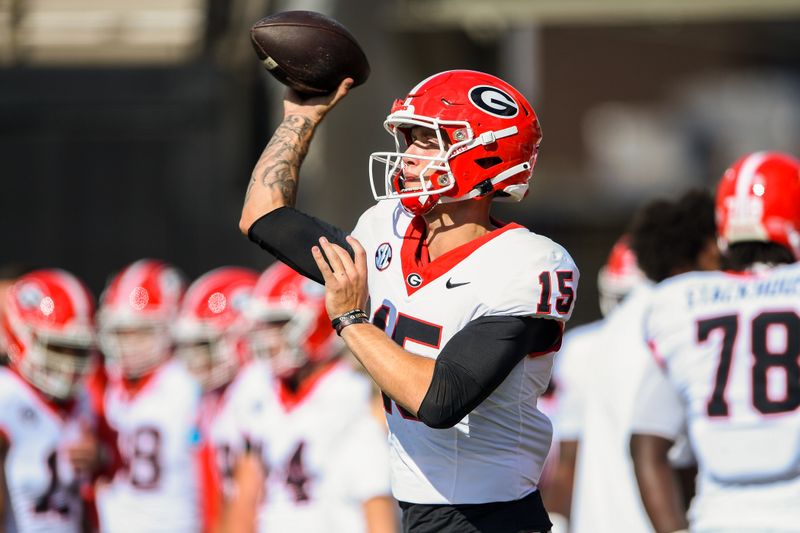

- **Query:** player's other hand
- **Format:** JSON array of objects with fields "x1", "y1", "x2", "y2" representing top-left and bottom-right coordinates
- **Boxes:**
[
  {"x1": 312, "y1": 235, "x2": 368, "y2": 319},
  {"x1": 284, "y1": 77, "x2": 353, "y2": 123}
]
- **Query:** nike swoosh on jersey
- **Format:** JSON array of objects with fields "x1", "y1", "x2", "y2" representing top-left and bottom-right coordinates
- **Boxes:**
[{"x1": 445, "y1": 278, "x2": 470, "y2": 289}]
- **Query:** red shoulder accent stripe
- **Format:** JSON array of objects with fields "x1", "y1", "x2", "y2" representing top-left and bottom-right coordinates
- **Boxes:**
[
  {"x1": 400, "y1": 220, "x2": 524, "y2": 296},
  {"x1": 528, "y1": 321, "x2": 565, "y2": 358}
]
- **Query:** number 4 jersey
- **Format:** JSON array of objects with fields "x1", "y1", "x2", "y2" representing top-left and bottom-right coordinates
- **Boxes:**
[
  {"x1": 351, "y1": 200, "x2": 579, "y2": 505},
  {"x1": 638, "y1": 262, "x2": 800, "y2": 530}
]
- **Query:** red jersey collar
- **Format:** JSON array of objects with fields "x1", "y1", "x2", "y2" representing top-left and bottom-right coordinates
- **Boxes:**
[
  {"x1": 400, "y1": 218, "x2": 523, "y2": 296},
  {"x1": 277, "y1": 360, "x2": 340, "y2": 412}
]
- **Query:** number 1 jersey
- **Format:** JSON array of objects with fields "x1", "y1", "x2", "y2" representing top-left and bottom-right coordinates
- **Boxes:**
[{"x1": 351, "y1": 200, "x2": 579, "y2": 505}]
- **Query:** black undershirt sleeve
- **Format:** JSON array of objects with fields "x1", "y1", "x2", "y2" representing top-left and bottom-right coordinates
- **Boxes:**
[
  {"x1": 416, "y1": 315, "x2": 563, "y2": 429},
  {"x1": 247, "y1": 206, "x2": 353, "y2": 284}
]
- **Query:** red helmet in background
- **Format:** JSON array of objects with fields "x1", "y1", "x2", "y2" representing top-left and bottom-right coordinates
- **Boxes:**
[
  {"x1": 716, "y1": 151, "x2": 800, "y2": 260},
  {"x1": 369, "y1": 70, "x2": 542, "y2": 215},
  {"x1": 97, "y1": 259, "x2": 185, "y2": 379},
  {"x1": 1, "y1": 269, "x2": 97, "y2": 400},
  {"x1": 173, "y1": 267, "x2": 259, "y2": 391},
  {"x1": 597, "y1": 234, "x2": 646, "y2": 317},
  {"x1": 245, "y1": 262, "x2": 341, "y2": 378}
]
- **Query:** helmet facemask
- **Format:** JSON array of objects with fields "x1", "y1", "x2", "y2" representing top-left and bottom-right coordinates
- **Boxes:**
[
  {"x1": 370, "y1": 116, "x2": 471, "y2": 215},
  {"x1": 99, "y1": 322, "x2": 172, "y2": 379},
  {"x1": 20, "y1": 331, "x2": 96, "y2": 400},
  {"x1": 174, "y1": 333, "x2": 238, "y2": 392},
  {"x1": 246, "y1": 305, "x2": 325, "y2": 379}
]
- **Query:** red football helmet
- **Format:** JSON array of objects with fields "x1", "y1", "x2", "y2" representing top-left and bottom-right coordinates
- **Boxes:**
[
  {"x1": 369, "y1": 70, "x2": 543, "y2": 215},
  {"x1": 97, "y1": 259, "x2": 186, "y2": 379},
  {"x1": 173, "y1": 267, "x2": 259, "y2": 391},
  {"x1": 597, "y1": 234, "x2": 646, "y2": 316},
  {"x1": 716, "y1": 151, "x2": 800, "y2": 260},
  {"x1": 1, "y1": 269, "x2": 97, "y2": 400},
  {"x1": 244, "y1": 262, "x2": 341, "y2": 378}
]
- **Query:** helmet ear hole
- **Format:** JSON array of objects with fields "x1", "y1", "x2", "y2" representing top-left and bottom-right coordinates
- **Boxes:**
[{"x1": 475, "y1": 157, "x2": 502, "y2": 169}]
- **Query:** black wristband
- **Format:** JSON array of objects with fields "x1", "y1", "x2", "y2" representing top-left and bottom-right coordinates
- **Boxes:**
[{"x1": 332, "y1": 309, "x2": 370, "y2": 336}]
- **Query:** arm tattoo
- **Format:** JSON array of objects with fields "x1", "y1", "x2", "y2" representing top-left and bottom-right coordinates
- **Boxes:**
[{"x1": 246, "y1": 115, "x2": 316, "y2": 208}]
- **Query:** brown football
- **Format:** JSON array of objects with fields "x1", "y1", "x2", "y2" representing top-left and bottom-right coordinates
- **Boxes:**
[{"x1": 250, "y1": 11, "x2": 370, "y2": 95}]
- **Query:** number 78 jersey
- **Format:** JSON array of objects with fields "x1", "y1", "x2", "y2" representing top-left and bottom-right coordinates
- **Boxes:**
[
  {"x1": 351, "y1": 200, "x2": 579, "y2": 505},
  {"x1": 643, "y1": 263, "x2": 800, "y2": 527}
]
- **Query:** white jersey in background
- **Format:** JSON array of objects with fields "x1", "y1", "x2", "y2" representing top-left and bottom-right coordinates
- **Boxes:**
[
  {"x1": 201, "y1": 359, "x2": 272, "y2": 499},
  {"x1": 97, "y1": 359, "x2": 202, "y2": 533},
  {"x1": 565, "y1": 283, "x2": 657, "y2": 533},
  {"x1": 351, "y1": 200, "x2": 578, "y2": 505},
  {"x1": 636, "y1": 263, "x2": 800, "y2": 532},
  {"x1": 234, "y1": 360, "x2": 391, "y2": 533},
  {"x1": 550, "y1": 320, "x2": 605, "y2": 443},
  {"x1": 0, "y1": 368, "x2": 89, "y2": 533}
]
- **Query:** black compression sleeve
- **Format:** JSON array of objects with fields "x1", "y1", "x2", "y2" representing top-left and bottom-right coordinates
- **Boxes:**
[
  {"x1": 416, "y1": 315, "x2": 563, "y2": 429},
  {"x1": 247, "y1": 207, "x2": 353, "y2": 284}
]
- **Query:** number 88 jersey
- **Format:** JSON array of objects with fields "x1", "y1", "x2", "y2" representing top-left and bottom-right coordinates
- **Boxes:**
[
  {"x1": 97, "y1": 359, "x2": 202, "y2": 533},
  {"x1": 351, "y1": 200, "x2": 579, "y2": 505},
  {"x1": 642, "y1": 263, "x2": 800, "y2": 529}
]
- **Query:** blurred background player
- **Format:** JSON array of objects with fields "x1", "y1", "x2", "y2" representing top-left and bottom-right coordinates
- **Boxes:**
[
  {"x1": 172, "y1": 265, "x2": 259, "y2": 532},
  {"x1": 631, "y1": 152, "x2": 800, "y2": 533},
  {"x1": 0, "y1": 269, "x2": 101, "y2": 532},
  {"x1": 547, "y1": 190, "x2": 720, "y2": 533},
  {"x1": 226, "y1": 262, "x2": 396, "y2": 533},
  {"x1": 94, "y1": 259, "x2": 203, "y2": 533},
  {"x1": 0, "y1": 264, "x2": 34, "y2": 367},
  {"x1": 543, "y1": 234, "x2": 646, "y2": 531}
]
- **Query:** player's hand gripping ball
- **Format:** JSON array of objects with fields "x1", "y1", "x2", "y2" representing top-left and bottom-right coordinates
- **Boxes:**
[{"x1": 250, "y1": 10, "x2": 370, "y2": 96}]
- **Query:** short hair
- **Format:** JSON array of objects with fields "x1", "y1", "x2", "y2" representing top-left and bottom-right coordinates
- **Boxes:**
[
  {"x1": 722, "y1": 241, "x2": 795, "y2": 271},
  {"x1": 629, "y1": 189, "x2": 716, "y2": 283}
]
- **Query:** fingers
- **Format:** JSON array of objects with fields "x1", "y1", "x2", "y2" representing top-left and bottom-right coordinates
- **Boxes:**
[
  {"x1": 328, "y1": 240, "x2": 357, "y2": 276},
  {"x1": 311, "y1": 245, "x2": 335, "y2": 284},
  {"x1": 318, "y1": 237, "x2": 347, "y2": 276},
  {"x1": 330, "y1": 78, "x2": 354, "y2": 106},
  {"x1": 347, "y1": 236, "x2": 368, "y2": 279}
]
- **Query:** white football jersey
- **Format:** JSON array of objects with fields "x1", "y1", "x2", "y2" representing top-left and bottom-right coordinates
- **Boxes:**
[
  {"x1": 97, "y1": 359, "x2": 202, "y2": 533},
  {"x1": 0, "y1": 368, "x2": 87, "y2": 533},
  {"x1": 550, "y1": 320, "x2": 605, "y2": 442},
  {"x1": 235, "y1": 361, "x2": 392, "y2": 533},
  {"x1": 566, "y1": 284, "x2": 657, "y2": 533},
  {"x1": 639, "y1": 263, "x2": 800, "y2": 531},
  {"x1": 351, "y1": 200, "x2": 579, "y2": 505},
  {"x1": 201, "y1": 360, "x2": 272, "y2": 498}
]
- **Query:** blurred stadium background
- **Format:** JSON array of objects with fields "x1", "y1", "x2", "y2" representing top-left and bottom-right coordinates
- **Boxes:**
[{"x1": 2, "y1": 0, "x2": 800, "y2": 325}]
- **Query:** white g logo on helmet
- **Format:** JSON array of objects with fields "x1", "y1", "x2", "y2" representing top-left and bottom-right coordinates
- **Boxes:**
[{"x1": 468, "y1": 86, "x2": 519, "y2": 118}]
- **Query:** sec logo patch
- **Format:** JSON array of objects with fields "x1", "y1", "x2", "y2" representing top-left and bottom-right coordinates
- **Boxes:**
[{"x1": 375, "y1": 242, "x2": 392, "y2": 271}]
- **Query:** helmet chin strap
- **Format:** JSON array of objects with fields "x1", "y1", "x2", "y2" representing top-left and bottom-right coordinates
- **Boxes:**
[{"x1": 440, "y1": 161, "x2": 532, "y2": 203}]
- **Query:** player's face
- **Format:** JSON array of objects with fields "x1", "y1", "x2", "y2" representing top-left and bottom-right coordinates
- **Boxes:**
[
  {"x1": 399, "y1": 126, "x2": 447, "y2": 189},
  {"x1": 26, "y1": 335, "x2": 95, "y2": 399},
  {"x1": 248, "y1": 320, "x2": 290, "y2": 360},
  {"x1": 175, "y1": 339, "x2": 215, "y2": 381},
  {"x1": 102, "y1": 325, "x2": 171, "y2": 378}
]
